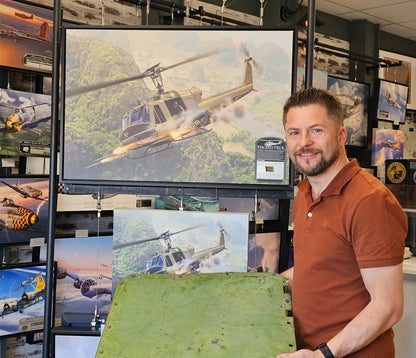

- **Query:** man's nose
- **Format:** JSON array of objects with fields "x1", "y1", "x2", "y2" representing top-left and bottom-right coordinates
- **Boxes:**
[{"x1": 299, "y1": 132, "x2": 313, "y2": 147}]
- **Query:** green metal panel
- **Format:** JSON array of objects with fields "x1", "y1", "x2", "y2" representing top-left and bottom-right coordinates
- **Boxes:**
[{"x1": 96, "y1": 272, "x2": 296, "y2": 357}]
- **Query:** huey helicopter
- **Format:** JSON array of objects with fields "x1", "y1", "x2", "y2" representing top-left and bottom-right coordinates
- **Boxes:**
[
  {"x1": 0, "y1": 197, "x2": 38, "y2": 231},
  {"x1": 1, "y1": 270, "x2": 46, "y2": 317},
  {"x1": 0, "y1": 89, "x2": 51, "y2": 132},
  {"x1": 66, "y1": 47, "x2": 256, "y2": 166},
  {"x1": 113, "y1": 225, "x2": 226, "y2": 274},
  {"x1": 56, "y1": 266, "x2": 112, "y2": 299},
  {"x1": 0, "y1": 180, "x2": 45, "y2": 200}
]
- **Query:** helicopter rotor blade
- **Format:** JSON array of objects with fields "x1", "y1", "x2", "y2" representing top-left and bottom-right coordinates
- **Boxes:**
[
  {"x1": 113, "y1": 224, "x2": 203, "y2": 250},
  {"x1": 113, "y1": 235, "x2": 164, "y2": 250},
  {"x1": 66, "y1": 47, "x2": 225, "y2": 98},
  {"x1": 66, "y1": 72, "x2": 150, "y2": 97},
  {"x1": 160, "y1": 47, "x2": 225, "y2": 73}
]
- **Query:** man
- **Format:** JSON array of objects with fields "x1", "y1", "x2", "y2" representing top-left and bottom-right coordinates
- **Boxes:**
[{"x1": 277, "y1": 88, "x2": 407, "y2": 358}]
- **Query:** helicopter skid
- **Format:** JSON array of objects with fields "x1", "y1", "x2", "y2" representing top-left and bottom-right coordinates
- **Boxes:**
[
  {"x1": 85, "y1": 127, "x2": 211, "y2": 168},
  {"x1": 126, "y1": 127, "x2": 211, "y2": 159}
]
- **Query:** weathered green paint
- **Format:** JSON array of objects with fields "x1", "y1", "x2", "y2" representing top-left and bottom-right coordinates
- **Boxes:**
[{"x1": 96, "y1": 272, "x2": 296, "y2": 357}]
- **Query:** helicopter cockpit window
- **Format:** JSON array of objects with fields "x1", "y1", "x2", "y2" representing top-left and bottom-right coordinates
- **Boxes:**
[
  {"x1": 165, "y1": 255, "x2": 173, "y2": 267},
  {"x1": 154, "y1": 105, "x2": 166, "y2": 124},
  {"x1": 129, "y1": 106, "x2": 150, "y2": 127},
  {"x1": 172, "y1": 251, "x2": 186, "y2": 263},
  {"x1": 166, "y1": 98, "x2": 186, "y2": 117},
  {"x1": 122, "y1": 113, "x2": 130, "y2": 131}
]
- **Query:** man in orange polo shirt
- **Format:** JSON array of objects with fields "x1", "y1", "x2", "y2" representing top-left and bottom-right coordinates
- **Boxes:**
[{"x1": 276, "y1": 88, "x2": 407, "y2": 358}]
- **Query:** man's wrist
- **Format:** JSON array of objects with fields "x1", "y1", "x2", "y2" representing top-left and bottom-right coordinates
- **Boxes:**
[{"x1": 316, "y1": 343, "x2": 335, "y2": 358}]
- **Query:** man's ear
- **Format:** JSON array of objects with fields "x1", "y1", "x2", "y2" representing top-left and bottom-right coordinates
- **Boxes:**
[{"x1": 339, "y1": 126, "x2": 347, "y2": 145}]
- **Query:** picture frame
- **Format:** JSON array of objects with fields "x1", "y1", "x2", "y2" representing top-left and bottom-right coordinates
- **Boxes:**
[
  {"x1": 375, "y1": 78, "x2": 408, "y2": 124},
  {"x1": 0, "y1": 262, "x2": 47, "y2": 338},
  {"x1": 379, "y1": 50, "x2": 416, "y2": 110},
  {"x1": 60, "y1": 25, "x2": 297, "y2": 196},
  {"x1": 371, "y1": 128, "x2": 405, "y2": 167},
  {"x1": 0, "y1": 87, "x2": 51, "y2": 157},
  {"x1": 0, "y1": 176, "x2": 49, "y2": 245},
  {"x1": 0, "y1": 0, "x2": 53, "y2": 73},
  {"x1": 327, "y1": 75, "x2": 370, "y2": 147},
  {"x1": 51, "y1": 327, "x2": 101, "y2": 358},
  {"x1": 40, "y1": 236, "x2": 113, "y2": 320}
]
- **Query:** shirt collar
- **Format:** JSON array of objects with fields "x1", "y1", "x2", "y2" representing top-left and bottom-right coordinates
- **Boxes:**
[{"x1": 297, "y1": 159, "x2": 362, "y2": 198}]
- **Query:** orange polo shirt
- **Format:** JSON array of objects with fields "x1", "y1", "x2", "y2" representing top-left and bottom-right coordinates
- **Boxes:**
[{"x1": 292, "y1": 159, "x2": 407, "y2": 358}]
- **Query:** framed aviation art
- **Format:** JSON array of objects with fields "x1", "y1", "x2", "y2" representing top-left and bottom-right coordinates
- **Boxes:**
[
  {"x1": 376, "y1": 79, "x2": 408, "y2": 124},
  {"x1": 327, "y1": 76, "x2": 370, "y2": 147},
  {"x1": 0, "y1": 263, "x2": 47, "y2": 338},
  {"x1": 0, "y1": 0, "x2": 53, "y2": 73},
  {"x1": 60, "y1": 26, "x2": 296, "y2": 195},
  {"x1": 0, "y1": 176, "x2": 49, "y2": 245}
]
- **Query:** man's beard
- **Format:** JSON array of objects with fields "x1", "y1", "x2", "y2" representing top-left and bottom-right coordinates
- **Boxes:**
[{"x1": 294, "y1": 147, "x2": 339, "y2": 177}]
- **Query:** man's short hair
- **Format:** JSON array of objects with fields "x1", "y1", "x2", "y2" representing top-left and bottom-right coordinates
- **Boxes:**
[{"x1": 283, "y1": 88, "x2": 344, "y2": 128}]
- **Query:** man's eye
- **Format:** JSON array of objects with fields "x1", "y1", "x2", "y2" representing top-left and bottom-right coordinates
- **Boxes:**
[
  {"x1": 312, "y1": 128, "x2": 322, "y2": 133},
  {"x1": 288, "y1": 131, "x2": 298, "y2": 136}
]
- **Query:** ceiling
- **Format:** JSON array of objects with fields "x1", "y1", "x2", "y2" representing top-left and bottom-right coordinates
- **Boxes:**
[{"x1": 315, "y1": 0, "x2": 416, "y2": 41}]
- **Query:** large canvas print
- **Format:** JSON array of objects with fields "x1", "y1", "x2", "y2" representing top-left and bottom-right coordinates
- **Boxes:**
[
  {"x1": 0, "y1": 177, "x2": 49, "y2": 245},
  {"x1": 112, "y1": 209, "x2": 249, "y2": 290},
  {"x1": 327, "y1": 76, "x2": 369, "y2": 147},
  {"x1": 0, "y1": 263, "x2": 46, "y2": 338},
  {"x1": 0, "y1": 0, "x2": 53, "y2": 72},
  {"x1": 376, "y1": 79, "x2": 408, "y2": 124},
  {"x1": 0, "y1": 88, "x2": 51, "y2": 156},
  {"x1": 61, "y1": 26, "x2": 295, "y2": 191}
]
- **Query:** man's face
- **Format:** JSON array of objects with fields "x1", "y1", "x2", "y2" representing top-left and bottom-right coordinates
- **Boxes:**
[{"x1": 284, "y1": 103, "x2": 345, "y2": 177}]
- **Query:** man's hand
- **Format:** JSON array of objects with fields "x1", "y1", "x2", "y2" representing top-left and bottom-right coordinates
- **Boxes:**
[{"x1": 276, "y1": 349, "x2": 323, "y2": 358}]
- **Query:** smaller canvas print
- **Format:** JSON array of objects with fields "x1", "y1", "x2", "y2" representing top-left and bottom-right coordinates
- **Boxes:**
[
  {"x1": 376, "y1": 79, "x2": 408, "y2": 123},
  {"x1": 0, "y1": 177, "x2": 49, "y2": 245},
  {"x1": 0, "y1": 264, "x2": 46, "y2": 338},
  {"x1": 0, "y1": 88, "x2": 51, "y2": 157},
  {"x1": 327, "y1": 76, "x2": 369, "y2": 147},
  {"x1": 112, "y1": 209, "x2": 249, "y2": 290},
  {"x1": 248, "y1": 232, "x2": 280, "y2": 273},
  {"x1": 371, "y1": 128, "x2": 405, "y2": 167},
  {"x1": 40, "y1": 236, "x2": 113, "y2": 320}
]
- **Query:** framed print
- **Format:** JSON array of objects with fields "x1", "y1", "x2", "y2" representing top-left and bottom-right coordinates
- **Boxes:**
[
  {"x1": 52, "y1": 329, "x2": 101, "y2": 358},
  {"x1": 376, "y1": 79, "x2": 408, "y2": 124},
  {"x1": 0, "y1": 176, "x2": 49, "y2": 245},
  {"x1": 327, "y1": 76, "x2": 370, "y2": 147},
  {"x1": 0, "y1": 0, "x2": 53, "y2": 73},
  {"x1": 61, "y1": 26, "x2": 296, "y2": 195},
  {"x1": 0, "y1": 88, "x2": 51, "y2": 157},
  {"x1": 371, "y1": 128, "x2": 405, "y2": 167},
  {"x1": 39, "y1": 236, "x2": 113, "y2": 320},
  {"x1": 0, "y1": 262, "x2": 46, "y2": 338},
  {"x1": 379, "y1": 50, "x2": 416, "y2": 110}
]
